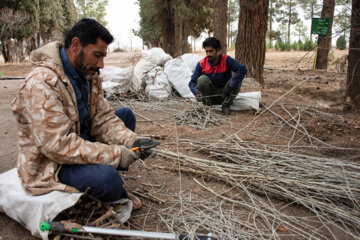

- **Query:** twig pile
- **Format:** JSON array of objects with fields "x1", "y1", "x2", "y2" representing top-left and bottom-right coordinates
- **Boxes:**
[
  {"x1": 156, "y1": 138, "x2": 360, "y2": 239},
  {"x1": 52, "y1": 194, "x2": 130, "y2": 239},
  {"x1": 157, "y1": 194, "x2": 320, "y2": 239},
  {"x1": 175, "y1": 104, "x2": 223, "y2": 129}
]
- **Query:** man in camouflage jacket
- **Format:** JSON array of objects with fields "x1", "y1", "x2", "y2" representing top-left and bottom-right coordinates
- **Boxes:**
[{"x1": 11, "y1": 19, "x2": 152, "y2": 208}]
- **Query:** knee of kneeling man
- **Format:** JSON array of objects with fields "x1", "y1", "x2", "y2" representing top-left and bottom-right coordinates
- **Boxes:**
[
  {"x1": 197, "y1": 76, "x2": 210, "y2": 89},
  {"x1": 97, "y1": 166, "x2": 124, "y2": 187}
]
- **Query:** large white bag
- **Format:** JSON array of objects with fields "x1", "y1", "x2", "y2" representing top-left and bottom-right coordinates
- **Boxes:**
[
  {"x1": 164, "y1": 57, "x2": 194, "y2": 98},
  {"x1": 141, "y1": 48, "x2": 172, "y2": 66},
  {"x1": 131, "y1": 57, "x2": 157, "y2": 91},
  {"x1": 145, "y1": 66, "x2": 171, "y2": 100},
  {"x1": 102, "y1": 82, "x2": 123, "y2": 99},
  {"x1": 180, "y1": 53, "x2": 203, "y2": 72},
  {"x1": 0, "y1": 168, "x2": 132, "y2": 240},
  {"x1": 100, "y1": 66, "x2": 133, "y2": 94}
]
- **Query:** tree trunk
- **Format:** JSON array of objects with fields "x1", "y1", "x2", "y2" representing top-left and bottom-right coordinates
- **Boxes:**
[
  {"x1": 269, "y1": 1, "x2": 273, "y2": 48},
  {"x1": 1, "y1": 43, "x2": 7, "y2": 62},
  {"x1": 310, "y1": 4, "x2": 314, "y2": 42},
  {"x1": 227, "y1": 3, "x2": 230, "y2": 47},
  {"x1": 2, "y1": 41, "x2": 14, "y2": 63},
  {"x1": 159, "y1": 2, "x2": 175, "y2": 56},
  {"x1": 174, "y1": 15, "x2": 183, "y2": 57},
  {"x1": 344, "y1": 0, "x2": 360, "y2": 110},
  {"x1": 287, "y1": 4, "x2": 291, "y2": 42},
  {"x1": 315, "y1": 0, "x2": 335, "y2": 69},
  {"x1": 214, "y1": 0, "x2": 228, "y2": 54},
  {"x1": 235, "y1": 0, "x2": 268, "y2": 85}
]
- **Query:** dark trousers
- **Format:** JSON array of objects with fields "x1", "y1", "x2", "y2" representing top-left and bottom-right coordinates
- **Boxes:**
[
  {"x1": 197, "y1": 75, "x2": 241, "y2": 107},
  {"x1": 58, "y1": 107, "x2": 136, "y2": 203}
]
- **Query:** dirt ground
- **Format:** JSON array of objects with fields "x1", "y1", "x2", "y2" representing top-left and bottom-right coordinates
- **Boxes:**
[{"x1": 0, "y1": 49, "x2": 358, "y2": 240}]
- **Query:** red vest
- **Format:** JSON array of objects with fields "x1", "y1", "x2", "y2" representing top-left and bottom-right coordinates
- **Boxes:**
[{"x1": 199, "y1": 55, "x2": 229, "y2": 74}]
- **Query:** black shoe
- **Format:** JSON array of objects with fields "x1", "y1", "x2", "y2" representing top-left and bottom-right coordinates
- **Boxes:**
[{"x1": 222, "y1": 106, "x2": 230, "y2": 116}]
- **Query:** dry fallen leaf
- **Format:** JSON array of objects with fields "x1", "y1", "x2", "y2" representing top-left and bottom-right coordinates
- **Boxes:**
[
  {"x1": 278, "y1": 226, "x2": 288, "y2": 232},
  {"x1": 193, "y1": 188, "x2": 201, "y2": 193}
]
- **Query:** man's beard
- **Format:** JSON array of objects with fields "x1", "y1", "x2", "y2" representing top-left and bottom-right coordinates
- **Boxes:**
[{"x1": 74, "y1": 50, "x2": 99, "y2": 82}]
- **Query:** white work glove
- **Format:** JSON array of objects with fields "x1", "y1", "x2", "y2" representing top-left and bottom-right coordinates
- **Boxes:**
[{"x1": 117, "y1": 146, "x2": 139, "y2": 170}]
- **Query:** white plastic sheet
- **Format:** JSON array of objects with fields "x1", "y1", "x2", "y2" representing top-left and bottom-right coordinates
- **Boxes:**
[
  {"x1": 145, "y1": 66, "x2": 171, "y2": 100},
  {"x1": 212, "y1": 91, "x2": 262, "y2": 111}
]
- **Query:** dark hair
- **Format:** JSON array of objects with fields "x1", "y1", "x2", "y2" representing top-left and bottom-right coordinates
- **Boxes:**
[
  {"x1": 202, "y1": 37, "x2": 221, "y2": 50},
  {"x1": 64, "y1": 18, "x2": 114, "y2": 48}
]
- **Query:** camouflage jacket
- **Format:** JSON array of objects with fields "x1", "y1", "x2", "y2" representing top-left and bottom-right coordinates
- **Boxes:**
[{"x1": 11, "y1": 42, "x2": 138, "y2": 195}]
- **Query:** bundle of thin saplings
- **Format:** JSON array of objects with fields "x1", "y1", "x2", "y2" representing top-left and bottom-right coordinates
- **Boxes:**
[
  {"x1": 175, "y1": 104, "x2": 223, "y2": 129},
  {"x1": 155, "y1": 138, "x2": 360, "y2": 239}
]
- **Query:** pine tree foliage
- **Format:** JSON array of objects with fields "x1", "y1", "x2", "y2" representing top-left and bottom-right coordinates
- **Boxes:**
[
  {"x1": 61, "y1": 0, "x2": 77, "y2": 33},
  {"x1": 134, "y1": 0, "x2": 162, "y2": 47},
  {"x1": 276, "y1": 0, "x2": 300, "y2": 42},
  {"x1": 135, "y1": 0, "x2": 213, "y2": 56},
  {"x1": 268, "y1": 0, "x2": 281, "y2": 47},
  {"x1": 334, "y1": 0, "x2": 351, "y2": 38},
  {"x1": 298, "y1": 0, "x2": 322, "y2": 41},
  {"x1": 0, "y1": 0, "x2": 77, "y2": 62},
  {"x1": 294, "y1": 19, "x2": 308, "y2": 41},
  {"x1": 75, "y1": 0, "x2": 108, "y2": 26},
  {"x1": 227, "y1": 0, "x2": 239, "y2": 48},
  {"x1": 39, "y1": 0, "x2": 65, "y2": 41},
  {"x1": 336, "y1": 35, "x2": 346, "y2": 49}
]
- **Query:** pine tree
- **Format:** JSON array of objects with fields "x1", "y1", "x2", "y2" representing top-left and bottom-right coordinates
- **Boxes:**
[
  {"x1": 135, "y1": 0, "x2": 213, "y2": 56},
  {"x1": 39, "y1": 0, "x2": 65, "y2": 43},
  {"x1": 76, "y1": 0, "x2": 109, "y2": 26},
  {"x1": 60, "y1": 0, "x2": 77, "y2": 33},
  {"x1": 294, "y1": 19, "x2": 308, "y2": 42},
  {"x1": 0, "y1": 7, "x2": 26, "y2": 62},
  {"x1": 276, "y1": 0, "x2": 300, "y2": 43},
  {"x1": 298, "y1": 0, "x2": 322, "y2": 42},
  {"x1": 268, "y1": 0, "x2": 281, "y2": 48},
  {"x1": 333, "y1": 1, "x2": 351, "y2": 39},
  {"x1": 0, "y1": 0, "x2": 40, "y2": 62},
  {"x1": 227, "y1": 0, "x2": 239, "y2": 48},
  {"x1": 134, "y1": 0, "x2": 162, "y2": 48}
]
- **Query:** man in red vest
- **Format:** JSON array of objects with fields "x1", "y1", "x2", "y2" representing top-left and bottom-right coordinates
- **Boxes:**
[{"x1": 189, "y1": 37, "x2": 247, "y2": 115}]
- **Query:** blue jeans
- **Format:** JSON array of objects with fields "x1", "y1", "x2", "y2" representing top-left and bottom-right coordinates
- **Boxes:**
[{"x1": 58, "y1": 107, "x2": 136, "y2": 203}]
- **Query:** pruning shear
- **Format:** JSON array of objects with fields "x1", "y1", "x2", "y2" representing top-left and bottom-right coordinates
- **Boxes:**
[{"x1": 130, "y1": 140, "x2": 160, "y2": 157}]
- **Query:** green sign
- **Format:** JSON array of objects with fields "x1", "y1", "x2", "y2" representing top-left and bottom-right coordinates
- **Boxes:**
[{"x1": 311, "y1": 18, "x2": 330, "y2": 35}]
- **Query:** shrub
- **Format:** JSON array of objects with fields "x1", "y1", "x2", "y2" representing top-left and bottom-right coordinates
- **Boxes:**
[
  {"x1": 281, "y1": 41, "x2": 291, "y2": 51},
  {"x1": 303, "y1": 39, "x2": 316, "y2": 51},
  {"x1": 275, "y1": 41, "x2": 280, "y2": 50},
  {"x1": 279, "y1": 41, "x2": 286, "y2": 51},
  {"x1": 298, "y1": 40, "x2": 304, "y2": 51},
  {"x1": 336, "y1": 35, "x2": 346, "y2": 50},
  {"x1": 113, "y1": 47, "x2": 124, "y2": 52},
  {"x1": 292, "y1": 41, "x2": 299, "y2": 50}
]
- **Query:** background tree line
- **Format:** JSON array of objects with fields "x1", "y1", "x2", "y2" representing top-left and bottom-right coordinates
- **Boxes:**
[
  {"x1": 136, "y1": 0, "x2": 358, "y2": 109},
  {"x1": 136, "y1": 0, "x2": 351, "y2": 56},
  {"x1": 0, "y1": 0, "x2": 108, "y2": 63}
]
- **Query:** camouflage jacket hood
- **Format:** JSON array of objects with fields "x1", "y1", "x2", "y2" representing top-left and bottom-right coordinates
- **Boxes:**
[{"x1": 12, "y1": 42, "x2": 138, "y2": 195}]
